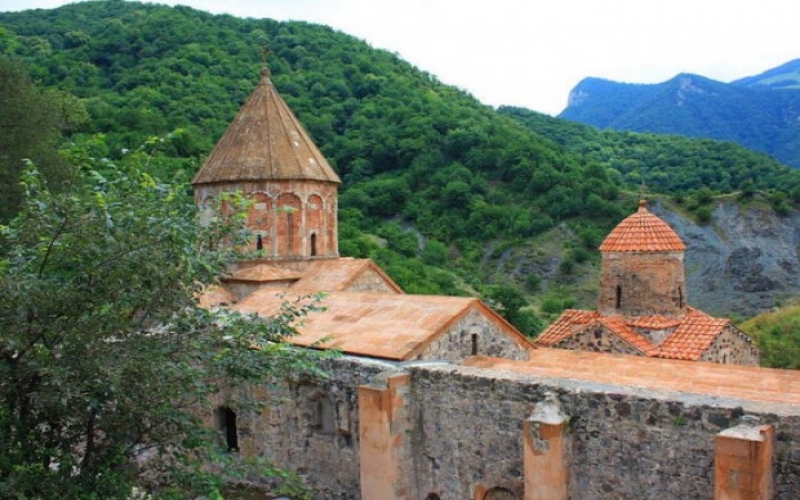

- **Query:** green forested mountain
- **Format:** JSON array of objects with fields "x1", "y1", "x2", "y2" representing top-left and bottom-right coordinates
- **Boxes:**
[
  {"x1": 733, "y1": 58, "x2": 800, "y2": 90},
  {"x1": 559, "y1": 62, "x2": 800, "y2": 168},
  {"x1": 3, "y1": 0, "x2": 800, "y2": 339},
  {"x1": 500, "y1": 106, "x2": 800, "y2": 207}
]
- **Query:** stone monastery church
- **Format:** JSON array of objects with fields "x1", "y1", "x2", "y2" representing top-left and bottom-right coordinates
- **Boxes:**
[{"x1": 196, "y1": 67, "x2": 799, "y2": 499}]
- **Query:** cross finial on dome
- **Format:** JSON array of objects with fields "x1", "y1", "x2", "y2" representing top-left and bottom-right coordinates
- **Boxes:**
[
  {"x1": 260, "y1": 47, "x2": 271, "y2": 78},
  {"x1": 638, "y1": 199, "x2": 648, "y2": 211}
]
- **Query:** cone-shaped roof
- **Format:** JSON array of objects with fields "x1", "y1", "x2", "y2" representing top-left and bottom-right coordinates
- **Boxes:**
[
  {"x1": 599, "y1": 200, "x2": 685, "y2": 252},
  {"x1": 192, "y1": 68, "x2": 341, "y2": 186}
]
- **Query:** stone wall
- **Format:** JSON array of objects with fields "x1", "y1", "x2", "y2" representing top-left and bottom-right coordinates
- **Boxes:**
[
  {"x1": 229, "y1": 358, "x2": 395, "y2": 499},
  {"x1": 598, "y1": 251, "x2": 686, "y2": 317},
  {"x1": 225, "y1": 356, "x2": 799, "y2": 500},
  {"x1": 410, "y1": 364, "x2": 799, "y2": 500},
  {"x1": 553, "y1": 324, "x2": 642, "y2": 356},
  {"x1": 346, "y1": 267, "x2": 400, "y2": 293},
  {"x1": 195, "y1": 180, "x2": 338, "y2": 259},
  {"x1": 701, "y1": 324, "x2": 760, "y2": 366},
  {"x1": 413, "y1": 307, "x2": 531, "y2": 362}
]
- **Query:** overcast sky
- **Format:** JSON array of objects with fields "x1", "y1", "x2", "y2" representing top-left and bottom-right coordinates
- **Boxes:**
[{"x1": 2, "y1": 0, "x2": 799, "y2": 115}]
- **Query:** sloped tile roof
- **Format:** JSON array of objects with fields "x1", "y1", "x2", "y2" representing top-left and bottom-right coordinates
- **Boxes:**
[
  {"x1": 536, "y1": 309, "x2": 601, "y2": 345},
  {"x1": 290, "y1": 258, "x2": 404, "y2": 293},
  {"x1": 657, "y1": 307, "x2": 729, "y2": 360},
  {"x1": 232, "y1": 290, "x2": 532, "y2": 360},
  {"x1": 466, "y1": 350, "x2": 800, "y2": 410},
  {"x1": 599, "y1": 200, "x2": 685, "y2": 252},
  {"x1": 598, "y1": 316, "x2": 657, "y2": 355},
  {"x1": 626, "y1": 315, "x2": 682, "y2": 330},
  {"x1": 196, "y1": 284, "x2": 236, "y2": 309},
  {"x1": 192, "y1": 69, "x2": 341, "y2": 186},
  {"x1": 537, "y1": 307, "x2": 731, "y2": 361},
  {"x1": 223, "y1": 263, "x2": 303, "y2": 283}
]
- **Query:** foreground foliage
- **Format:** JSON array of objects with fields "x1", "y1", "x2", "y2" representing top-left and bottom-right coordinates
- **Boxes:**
[{"x1": 0, "y1": 156, "x2": 327, "y2": 498}]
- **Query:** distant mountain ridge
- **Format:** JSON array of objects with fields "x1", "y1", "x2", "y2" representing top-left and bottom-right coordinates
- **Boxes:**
[{"x1": 559, "y1": 59, "x2": 800, "y2": 168}]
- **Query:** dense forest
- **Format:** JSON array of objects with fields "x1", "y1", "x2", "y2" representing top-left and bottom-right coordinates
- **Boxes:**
[{"x1": 2, "y1": 1, "x2": 800, "y2": 357}]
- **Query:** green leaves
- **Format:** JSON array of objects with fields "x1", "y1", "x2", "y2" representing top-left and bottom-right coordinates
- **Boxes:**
[{"x1": 0, "y1": 152, "x2": 324, "y2": 498}]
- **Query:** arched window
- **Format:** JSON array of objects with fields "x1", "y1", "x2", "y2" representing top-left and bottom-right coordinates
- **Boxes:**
[
  {"x1": 615, "y1": 285, "x2": 622, "y2": 309},
  {"x1": 215, "y1": 406, "x2": 239, "y2": 452},
  {"x1": 678, "y1": 286, "x2": 684, "y2": 308},
  {"x1": 425, "y1": 494, "x2": 441, "y2": 500},
  {"x1": 483, "y1": 487, "x2": 518, "y2": 500},
  {"x1": 471, "y1": 333, "x2": 478, "y2": 355},
  {"x1": 310, "y1": 233, "x2": 318, "y2": 256},
  {"x1": 256, "y1": 234, "x2": 263, "y2": 251}
]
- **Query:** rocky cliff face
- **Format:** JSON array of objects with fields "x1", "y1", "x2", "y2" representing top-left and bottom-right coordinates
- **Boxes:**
[{"x1": 653, "y1": 200, "x2": 800, "y2": 318}]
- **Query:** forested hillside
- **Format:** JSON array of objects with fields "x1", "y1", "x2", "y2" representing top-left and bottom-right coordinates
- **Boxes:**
[
  {"x1": 559, "y1": 62, "x2": 800, "y2": 168},
  {"x1": 3, "y1": 1, "x2": 800, "y2": 342}
]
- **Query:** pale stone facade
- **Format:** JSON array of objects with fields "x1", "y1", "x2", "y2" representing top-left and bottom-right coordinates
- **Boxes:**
[{"x1": 411, "y1": 307, "x2": 530, "y2": 362}]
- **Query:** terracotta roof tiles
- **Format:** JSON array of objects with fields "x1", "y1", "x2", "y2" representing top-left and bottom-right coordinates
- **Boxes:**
[
  {"x1": 196, "y1": 284, "x2": 236, "y2": 309},
  {"x1": 535, "y1": 309, "x2": 600, "y2": 345},
  {"x1": 290, "y1": 258, "x2": 404, "y2": 293},
  {"x1": 465, "y1": 350, "x2": 800, "y2": 410},
  {"x1": 232, "y1": 290, "x2": 531, "y2": 360},
  {"x1": 599, "y1": 200, "x2": 685, "y2": 252},
  {"x1": 657, "y1": 307, "x2": 729, "y2": 360},
  {"x1": 537, "y1": 307, "x2": 733, "y2": 361},
  {"x1": 223, "y1": 263, "x2": 303, "y2": 283},
  {"x1": 598, "y1": 316, "x2": 657, "y2": 355}
]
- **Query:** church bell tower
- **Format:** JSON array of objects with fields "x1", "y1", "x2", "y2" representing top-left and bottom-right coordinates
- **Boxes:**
[
  {"x1": 597, "y1": 200, "x2": 687, "y2": 317},
  {"x1": 192, "y1": 67, "x2": 341, "y2": 261}
]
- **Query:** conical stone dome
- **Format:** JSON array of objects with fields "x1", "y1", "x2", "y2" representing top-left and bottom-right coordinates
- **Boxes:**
[{"x1": 192, "y1": 68, "x2": 341, "y2": 186}]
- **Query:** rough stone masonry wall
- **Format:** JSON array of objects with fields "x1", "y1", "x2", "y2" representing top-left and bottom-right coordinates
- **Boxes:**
[
  {"x1": 413, "y1": 307, "x2": 530, "y2": 362},
  {"x1": 346, "y1": 268, "x2": 400, "y2": 293},
  {"x1": 231, "y1": 357, "x2": 395, "y2": 499},
  {"x1": 224, "y1": 356, "x2": 797, "y2": 499},
  {"x1": 554, "y1": 324, "x2": 643, "y2": 356},
  {"x1": 700, "y1": 324, "x2": 760, "y2": 366},
  {"x1": 598, "y1": 251, "x2": 685, "y2": 317},
  {"x1": 409, "y1": 365, "x2": 799, "y2": 500}
]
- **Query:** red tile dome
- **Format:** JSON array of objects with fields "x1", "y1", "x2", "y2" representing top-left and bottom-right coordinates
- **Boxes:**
[{"x1": 599, "y1": 200, "x2": 685, "y2": 252}]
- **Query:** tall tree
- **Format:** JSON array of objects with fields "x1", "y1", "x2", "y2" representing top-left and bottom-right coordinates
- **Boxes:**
[
  {"x1": 0, "y1": 55, "x2": 86, "y2": 221},
  {"x1": 0, "y1": 152, "x2": 327, "y2": 498}
]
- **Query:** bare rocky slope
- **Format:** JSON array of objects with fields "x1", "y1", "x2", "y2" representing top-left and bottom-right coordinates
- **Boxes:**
[{"x1": 651, "y1": 199, "x2": 800, "y2": 319}]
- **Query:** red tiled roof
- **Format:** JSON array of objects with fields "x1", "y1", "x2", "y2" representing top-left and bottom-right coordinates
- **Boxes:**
[
  {"x1": 223, "y1": 263, "x2": 303, "y2": 283},
  {"x1": 290, "y1": 258, "x2": 404, "y2": 293},
  {"x1": 657, "y1": 307, "x2": 729, "y2": 360},
  {"x1": 196, "y1": 284, "x2": 236, "y2": 309},
  {"x1": 465, "y1": 351, "x2": 800, "y2": 410},
  {"x1": 537, "y1": 307, "x2": 732, "y2": 361},
  {"x1": 599, "y1": 200, "x2": 685, "y2": 252},
  {"x1": 536, "y1": 309, "x2": 601, "y2": 345},
  {"x1": 598, "y1": 316, "x2": 657, "y2": 355},
  {"x1": 626, "y1": 315, "x2": 682, "y2": 330},
  {"x1": 232, "y1": 290, "x2": 533, "y2": 360}
]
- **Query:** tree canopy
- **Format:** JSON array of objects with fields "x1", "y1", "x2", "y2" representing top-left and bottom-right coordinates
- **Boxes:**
[
  {"x1": 0, "y1": 150, "x2": 327, "y2": 498},
  {"x1": 0, "y1": 53, "x2": 87, "y2": 221}
]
